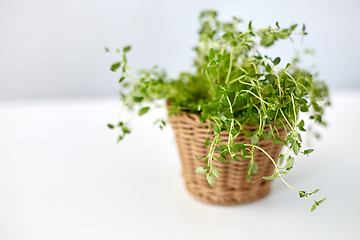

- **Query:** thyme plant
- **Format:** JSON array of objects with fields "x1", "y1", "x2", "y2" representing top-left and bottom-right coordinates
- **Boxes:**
[{"x1": 107, "y1": 10, "x2": 330, "y2": 211}]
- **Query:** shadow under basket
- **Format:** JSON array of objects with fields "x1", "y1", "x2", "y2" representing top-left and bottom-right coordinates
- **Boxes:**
[{"x1": 168, "y1": 112, "x2": 287, "y2": 206}]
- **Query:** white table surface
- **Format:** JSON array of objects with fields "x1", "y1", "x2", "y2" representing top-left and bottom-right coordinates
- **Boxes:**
[{"x1": 0, "y1": 90, "x2": 359, "y2": 240}]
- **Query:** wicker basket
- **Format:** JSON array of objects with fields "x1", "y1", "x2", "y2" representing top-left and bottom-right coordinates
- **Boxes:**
[{"x1": 168, "y1": 112, "x2": 287, "y2": 206}]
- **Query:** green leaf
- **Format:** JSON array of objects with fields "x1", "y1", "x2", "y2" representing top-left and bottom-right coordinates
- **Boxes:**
[
  {"x1": 215, "y1": 155, "x2": 228, "y2": 163},
  {"x1": 304, "y1": 149, "x2": 314, "y2": 156},
  {"x1": 133, "y1": 96, "x2": 144, "y2": 102},
  {"x1": 122, "y1": 127, "x2": 131, "y2": 134},
  {"x1": 213, "y1": 125, "x2": 221, "y2": 135},
  {"x1": 214, "y1": 146, "x2": 226, "y2": 152},
  {"x1": 195, "y1": 166, "x2": 205, "y2": 174},
  {"x1": 209, "y1": 102, "x2": 218, "y2": 108},
  {"x1": 206, "y1": 173, "x2": 214, "y2": 185},
  {"x1": 204, "y1": 138, "x2": 211, "y2": 146},
  {"x1": 107, "y1": 124, "x2": 114, "y2": 129},
  {"x1": 251, "y1": 135, "x2": 259, "y2": 145},
  {"x1": 218, "y1": 113, "x2": 227, "y2": 121},
  {"x1": 285, "y1": 156, "x2": 294, "y2": 170},
  {"x1": 285, "y1": 63, "x2": 291, "y2": 69},
  {"x1": 247, "y1": 162, "x2": 252, "y2": 172},
  {"x1": 123, "y1": 46, "x2": 131, "y2": 52},
  {"x1": 293, "y1": 141, "x2": 299, "y2": 155},
  {"x1": 317, "y1": 198, "x2": 326, "y2": 204},
  {"x1": 223, "y1": 111, "x2": 234, "y2": 119},
  {"x1": 268, "y1": 74, "x2": 275, "y2": 83},
  {"x1": 119, "y1": 77, "x2": 126, "y2": 83},
  {"x1": 262, "y1": 131, "x2": 272, "y2": 140},
  {"x1": 246, "y1": 173, "x2": 252, "y2": 181},
  {"x1": 310, "y1": 203, "x2": 317, "y2": 212},
  {"x1": 233, "y1": 144, "x2": 246, "y2": 151},
  {"x1": 210, "y1": 66, "x2": 217, "y2": 77},
  {"x1": 298, "y1": 119, "x2": 304, "y2": 126},
  {"x1": 212, "y1": 168, "x2": 220, "y2": 178},
  {"x1": 273, "y1": 57, "x2": 281, "y2": 66},
  {"x1": 312, "y1": 189, "x2": 320, "y2": 194},
  {"x1": 260, "y1": 34, "x2": 275, "y2": 47},
  {"x1": 208, "y1": 48, "x2": 215, "y2": 61},
  {"x1": 263, "y1": 175, "x2": 275, "y2": 180},
  {"x1": 232, "y1": 154, "x2": 239, "y2": 161},
  {"x1": 105, "y1": 47, "x2": 109, "y2": 52},
  {"x1": 276, "y1": 31, "x2": 288, "y2": 39},
  {"x1": 248, "y1": 21, "x2": 252, "y2": 30},
  {"x1": 209, "y1": 60, "x2": 216, "y2": 66},
  {"x1": 299, "y1": 191, "x2": 306, "y2": 198},
  {"x1": 290, "y1": 24, "x2": 298, "y2": 31},
  {"x1": 110, "y1": 62, "x2": 121, "y2": 72},
  {"x1": 222, "y1": 32, "x2": 233, "y2": 41},
  {"x1": 279, "y1": 154, "x2": 285, "y2": 165},
  {"x1": 138, "y1": 107, "x2": 150, "y2": 116},
  {"x1": 265, "y1": 64, "x2": 272, "y2": 72},
  {"x1": 245, "y1": 131, "x2": 252, "y2": 138},
  {"x1": 275, "y1": 21, "x2": 280, "y2": 29},
  {"x1": 252, "y1": 163, "x2": 258, "y2": 173},
  {"x1": 300, "y1": 106, "x2": 308, "y2": 112},
  {"x1": 195, "y1": 155, "x2": 206, "y2": 160},
  {"x1": 273, "y1": 138, "x2": 284, "y2": 144},
  {"x1": 215, "y1": 89, "x2": 225, "y2": 97}
]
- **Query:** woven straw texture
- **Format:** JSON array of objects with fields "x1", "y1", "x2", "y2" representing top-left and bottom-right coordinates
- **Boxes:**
[{"x1": 168, "y1": 112, "x2": 287, "y2": 206}]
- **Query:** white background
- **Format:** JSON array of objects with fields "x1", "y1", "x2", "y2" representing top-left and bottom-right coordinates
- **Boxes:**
[{"x1": 1, "y1": 0, "x2": 360, "y2": 99}]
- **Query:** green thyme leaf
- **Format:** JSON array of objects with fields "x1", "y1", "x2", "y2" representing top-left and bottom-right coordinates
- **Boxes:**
[
  {"x1": 110, "y1": 62, "x2": 121, "y2": 72},
  {"x1": 310, "y1": 203, "x2": 317, "y2": 212},
  {"x1": 290, "y1": 24, "x2": 298, "y2": 31},
  {"x1": 196, "y1": 166, "x2": 205, "y2": 174},
  {"x1": 252, "y1": 163, "x2": 258, "y2": 173},
  {"x1": 123, "y1": 46, "x2": 131, "y2": 52},
  {"x1": 251, "y1": 135, "x2": 259, "y2": 145},
  {"x1": 215, "y1": 155, "x2": 228, "y2": 163},
  {"x1": 233, "y1": 144, "x2": 246, "y2": 151},
  {"x1": 312, "y1": 189, "x2": 320, "y2": 194},
  {"x1": 299, "y1": 191, "x2": 306, "y2": 198},
  {"x1": 133, "y1": 96, "x2": 144, "y2": 102},
  {"x1": 209, "y1": 102, "x2": 218, "y2": 108},
  {"x1": 304, "y1": 149, "x2": 314, "y2": 156},
  {"x1": 206, "y1": 173, "x2": 214, "y2": 185},
  {"x1": 212, "y1": 168, "x2": 220, "y2": 178},
  {"x1": 263, "y1": 175, "x2": 275, "y2": 180},
  {"x1": 138, "y1": 107, "x2": 150, "y2": 116},
  {"x1": 273, "y1": 57, "x2": 281, "y2": 66},
  {"x1": 213, "y1": 125, "x2": 220, "y2": 135},
  {"x1": 119, "y1": 77, "x2": 125, "y2": 83},
  {"x1": 285, "y1": 156, "x2": 294, "y2": 170},
  {"x1": 208, "y1": 48, "x2": 215, "y2": 61}
]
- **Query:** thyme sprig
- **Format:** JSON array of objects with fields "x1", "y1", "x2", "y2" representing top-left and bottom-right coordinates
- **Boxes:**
[{"x1": 107, "y1": 10, "x2": 330, "y2": 211}]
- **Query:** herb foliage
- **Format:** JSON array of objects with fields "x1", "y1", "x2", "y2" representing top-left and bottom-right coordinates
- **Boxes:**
[{"x1": 107, "y1": 10, "x2": 330, "y2": 211}]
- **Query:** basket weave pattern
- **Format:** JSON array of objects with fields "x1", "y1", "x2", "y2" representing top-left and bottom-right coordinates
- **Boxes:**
[{"x1": 169, "y1": 112, "x2": 287, "y2": 205}]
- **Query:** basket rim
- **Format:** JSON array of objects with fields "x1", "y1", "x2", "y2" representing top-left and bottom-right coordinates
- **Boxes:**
[{"x1": 167, "y1": 107, "x2": 287, "y2": 132}]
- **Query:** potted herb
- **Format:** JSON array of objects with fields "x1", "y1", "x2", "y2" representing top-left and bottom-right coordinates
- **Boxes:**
[{"x1": 107, "y1": 10, "x2": 330, "y2": 211}]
